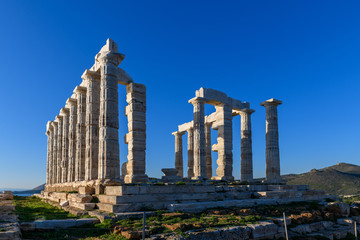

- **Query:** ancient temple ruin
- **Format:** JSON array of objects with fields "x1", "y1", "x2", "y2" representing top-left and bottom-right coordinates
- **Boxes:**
[{"x1": 42, "y1": 39, "x2": 329, "y2": 213}]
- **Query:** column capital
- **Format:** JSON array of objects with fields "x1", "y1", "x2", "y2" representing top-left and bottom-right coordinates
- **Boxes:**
[
  {"x1": 46, "y1": 121, "x2": 53, "y2": 135},
  {"x1": 188, "y1": 97, "x2": 207, "y2": 104},
  {"x1": 51, "y1": 121, "x2": 58, "y2": 128},
  {"x1": 240, "y1": 108, "x2": 255, "y2": 115},
  {"x1": 172, "y1": 131, "x2": 185, "y2": 136},
  {"x1": 260, "y1": 98, "x2": 282, "y2": 107},
  {"x1": 66, "y1": 98, "x2": 77, "y2": 106},
  {"x1": 73, "y1": 86, "x2": 87, "y2": 94},
  {"x1": 98, "y1": 51, "x2": 125, "y2": 66},
  {"x1": 81, "y1": 69, "x2": 100, "y2": 82},
  {"x1": 55, "y1": 115, "x2": 63, "y2": 122},
  {"x1": 60, "y1": 107, "x2": 69, "y2": 116}
]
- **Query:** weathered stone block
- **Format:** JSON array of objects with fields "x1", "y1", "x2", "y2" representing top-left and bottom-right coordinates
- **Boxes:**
[
  {"x1": 69, "y1": 202, "x2": 95, "y2": 210},
  {"x1": 78, "y1": 186, "x2": 95, "y2": 195}
]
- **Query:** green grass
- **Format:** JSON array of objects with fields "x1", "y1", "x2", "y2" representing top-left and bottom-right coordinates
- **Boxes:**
[{"x1": 13, "y1": 196, "x2": 79, "y2": 221}]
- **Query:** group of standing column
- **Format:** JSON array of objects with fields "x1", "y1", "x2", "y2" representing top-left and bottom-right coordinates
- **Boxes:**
[
  {"x1": 45, "y1": 39, "x2": 148, "y2": 189},
  {"x1": 172, "y1": 88, "x2": 282, "y2": 183}
]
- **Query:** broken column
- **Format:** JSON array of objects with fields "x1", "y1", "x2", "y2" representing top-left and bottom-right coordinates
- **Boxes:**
[
  {"x1": 240, "y1": 109, "x2": 255, "y2": 182},
  {"x1": 74, "y1": 86, "x2": 87, "y2": 182},
  {"x1": 172, "y1": 131, "x2": 185, "y2": 177},
  {"x1": 261, "y1": 98, "x2": 282, "y2": 184},
  {"x1": 60, "y1": 108, "x2": 69, "y2": 183},
  {"x1": 98, "y1": 40, "x2": 123, "y2": 182},
  {"x1": 124, "y1": 83, "x2": 148, "y2": 183},
  {"x1": 205, "y1": 122, "x2": 212, "y2": 179},
  {"x1": 189, "y1": 97, "x2": 207, "y2": 179},
  {"x1": 83, "y1": 70, "x2": 101, "y2": 181},
  {"x1": 187, "y1": 128, "x2": 194, "y2": 179},
  {"x1": 51, "y1": 121, "x2": 58, "y2": 185},
  {"x1": 55, "y1": 115, "x2": 63, "y2": 184},
  {"x1": 212, "y1": 103, "x2": 234, "y2": 181},
  {"x1": 66, "y1": 98, "x2": 77, "y2": 182}
]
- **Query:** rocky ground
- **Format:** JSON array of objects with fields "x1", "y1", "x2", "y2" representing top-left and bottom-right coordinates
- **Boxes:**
[{"x1": 0, "y1": 191, "x2": 21, "y2": 240}]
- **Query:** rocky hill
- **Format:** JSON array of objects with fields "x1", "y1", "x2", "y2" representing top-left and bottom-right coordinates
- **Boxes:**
[
  {"x1": 12, "y1": 184, "x2": 45, "y2": 195},
  {"x1": 283, "y1": 162, "x2": 360, "y2": 196}
]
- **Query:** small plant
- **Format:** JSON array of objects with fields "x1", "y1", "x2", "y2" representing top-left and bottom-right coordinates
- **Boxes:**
[
  {"x1": 176, "y1": 181, "x2": 186, "y2": 185},
  {"x1": 154, "y1": 182, "x2": 165, "y2": 186},
  {"x1": 91, "y1": 196, "x2": 99, "y2": 203}
]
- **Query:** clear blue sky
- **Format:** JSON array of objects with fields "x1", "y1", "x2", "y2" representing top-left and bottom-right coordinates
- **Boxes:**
[{"x1": 1, "y1": 0, "x2": 360, "y2": 189}]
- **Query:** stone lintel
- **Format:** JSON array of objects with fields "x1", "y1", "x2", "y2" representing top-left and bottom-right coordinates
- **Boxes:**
[
  {"x1": 118, "y1": 68, "x2": 134, "y2": 85},
  {"x1": 193, "y1": 87, "x2": 248, "y2": 110},
  {"x1": 178, "y1": 121, "x2": 193, "y2": 133},
  {"x1": 51, "y1": 121, "x2": 58, "y2": 127},
  {"x1": 260, "y1": 98, "x2": 282, "y2": 107},
  {"x1": 73, "y1": 86, "x2": 87, "y2": 94}
]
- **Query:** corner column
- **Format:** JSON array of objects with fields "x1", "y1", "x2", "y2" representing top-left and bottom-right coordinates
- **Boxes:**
[
  {"x1": 261, "y1": 98, "x2": 282, "y2": 184},
  {"x1": 97, "y1": 44, "x2": 124, "y2": 183},
  {"x1": 172, "y1": 131, "x2": 185, "y2": 177},
  {"x1": 124, "y1": 83, "x2": 148, "y2": 183},
  {"x1": 212, "y1": 103, "x2": 234, "y2": 181},
  {"x1": 60, "y1": 108, "x2": 69, "y2": 183},
  {"x1": 55, "y1": 115, "x2": 63, "y2": 184},
  {"x1": 187, "y1": 128, "x2": 194, "y2": 179},
  {"x1": 46, "y1": 122, "x2": 53, "y2": 185},
  {"x1": 240, "y1": 109, "x2": 255, "y2": 182},
  {"x1": 189, "y1": 97, "x2": 207, "y2": 179},
  {"x1": 74, "y1": 86, "x2": 87, "y2": 182},
  {"x1": 66, "y1": 98, "x2": 77, "y2": 182},
  {"x1": 83, "y1": 70, "x2": 101, "y2": 181},
  {"x1": 51, "y1": 121, "x2": 58, "y2": 185},
  {"x1": 205, "y1": 122, "x2": 212, "y2": 179}
]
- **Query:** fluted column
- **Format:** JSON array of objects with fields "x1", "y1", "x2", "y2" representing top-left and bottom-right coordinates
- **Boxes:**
[
  {"x1": 46, "y1": 121, "x2": 52, "y2": 185},
  {"x1": 261, "y1": 98, "x2": 282, "y2": 184},
  {"x1": 172, "y1": 131, "x2": 185, "y2": 177},
  {"x1": 124, "y1": 83, "x2": 148, "y2": 183},
  {"x1": 187, "y1": 128, "x2": 194, "y2": 179},
  {"x1": 60, "y1": 108, "x2": 69, "y2": 183},
  {"x1": 67, "y1": 98, "x2": 77, "y2": 182},
  {"x1": 189, "y1": 97, "x2": 207, "y2": 179},
  {"x1": 83, "y1": 70, "x2": 101, "y2": 181},
  {"x1": 212, "y1": 103, "x2": 234, "y2": 181},
  {"x1": 51, "y1": 121, "x2": 58, "y2": 184},
  {"x1": 55, "y1": 115, "x2": 63, "y2": 184},
  {"x1": 205, "y1": 122, "x2": 212, "y2": 179},
  {"x1": 74, "y1": 86, "x2": 87, "y2": 182},
  {"x1": 240, "y1": 109, "x2": 255, "y2": 182},
  {"x1": 97, "y1": 40, "x2": 124, "y2": 182}
]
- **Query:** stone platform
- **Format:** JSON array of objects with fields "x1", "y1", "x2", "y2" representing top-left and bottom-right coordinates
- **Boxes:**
[{"x1": 40, "y1": 183, "x2": 334, "y2": 214}]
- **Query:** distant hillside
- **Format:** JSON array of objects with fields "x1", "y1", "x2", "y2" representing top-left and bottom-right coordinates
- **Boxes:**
[
  {"x1": 12, "y1": 183, "x2": 45, "y2": 195},
  {"x1": 283, "y1": 162, "x2": 360, "y2": 196}
]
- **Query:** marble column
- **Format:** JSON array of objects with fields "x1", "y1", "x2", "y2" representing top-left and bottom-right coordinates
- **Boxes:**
[
  {"x1": 212, "y1": 103, "x2": 234, "y2": 181},
  {"x1": 172, "y1": 131, "x2": 185, "y2": 177},
  {"x1": 60, "y1": 108, "x2": 69, "y2": 183},
  {"x1": 48, "y1": 123, "x2": 54, "y2": 184},
  {"x1": 261, "y1": 98, "x2": 282, "y2": 184},
  {"x1": 66, "y1": 98, "x2": 77, "y2": 182},
  {"x1": 189, "y1": 97, "x2": 207, "y2": 179},
  {"x1": 187, "y1": 128, "x2": 194, "y2": 179},
  {"x1": 55, "y1": 115, "x2": 63, "y2": 184},
  {"x1": 240, "y1": 109, "x2": 255, "y2": 182},
  {"x1": 74, "y1": 86, "x2": 87, "y2": 182},
  {"x1": 51, "y1": 121, "x2": 58, "y2": 185},
  {"x1": 97, "y1": 42, "x2": 124, "y2": 182},
  {"x1": 124, "y1": 83, "x2": 148, "y2": 183},
  {"x1": 205, "y1": 123, "x2": 212, "y2": 179},
  {"x1": 83, "y1": 70, "x2": 101, "y2": 181},
  {"x1": 46, "y1": 121, "x2": 52, "y2": 185}
]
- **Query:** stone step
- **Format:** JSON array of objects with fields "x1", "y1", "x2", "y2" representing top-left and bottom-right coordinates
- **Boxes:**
[
  {"x1": 105, "y1": 185, "x2": 216, "y2": 196},
  {"x1": 68, "y1": 201, "x2": 95, "y2": 210},
  {"x1": 97, "y1": 203, "x2": 134, "y2": 213},
  {"x1": 99, "y1": 192, "x2": 220, "y2": 204}
]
